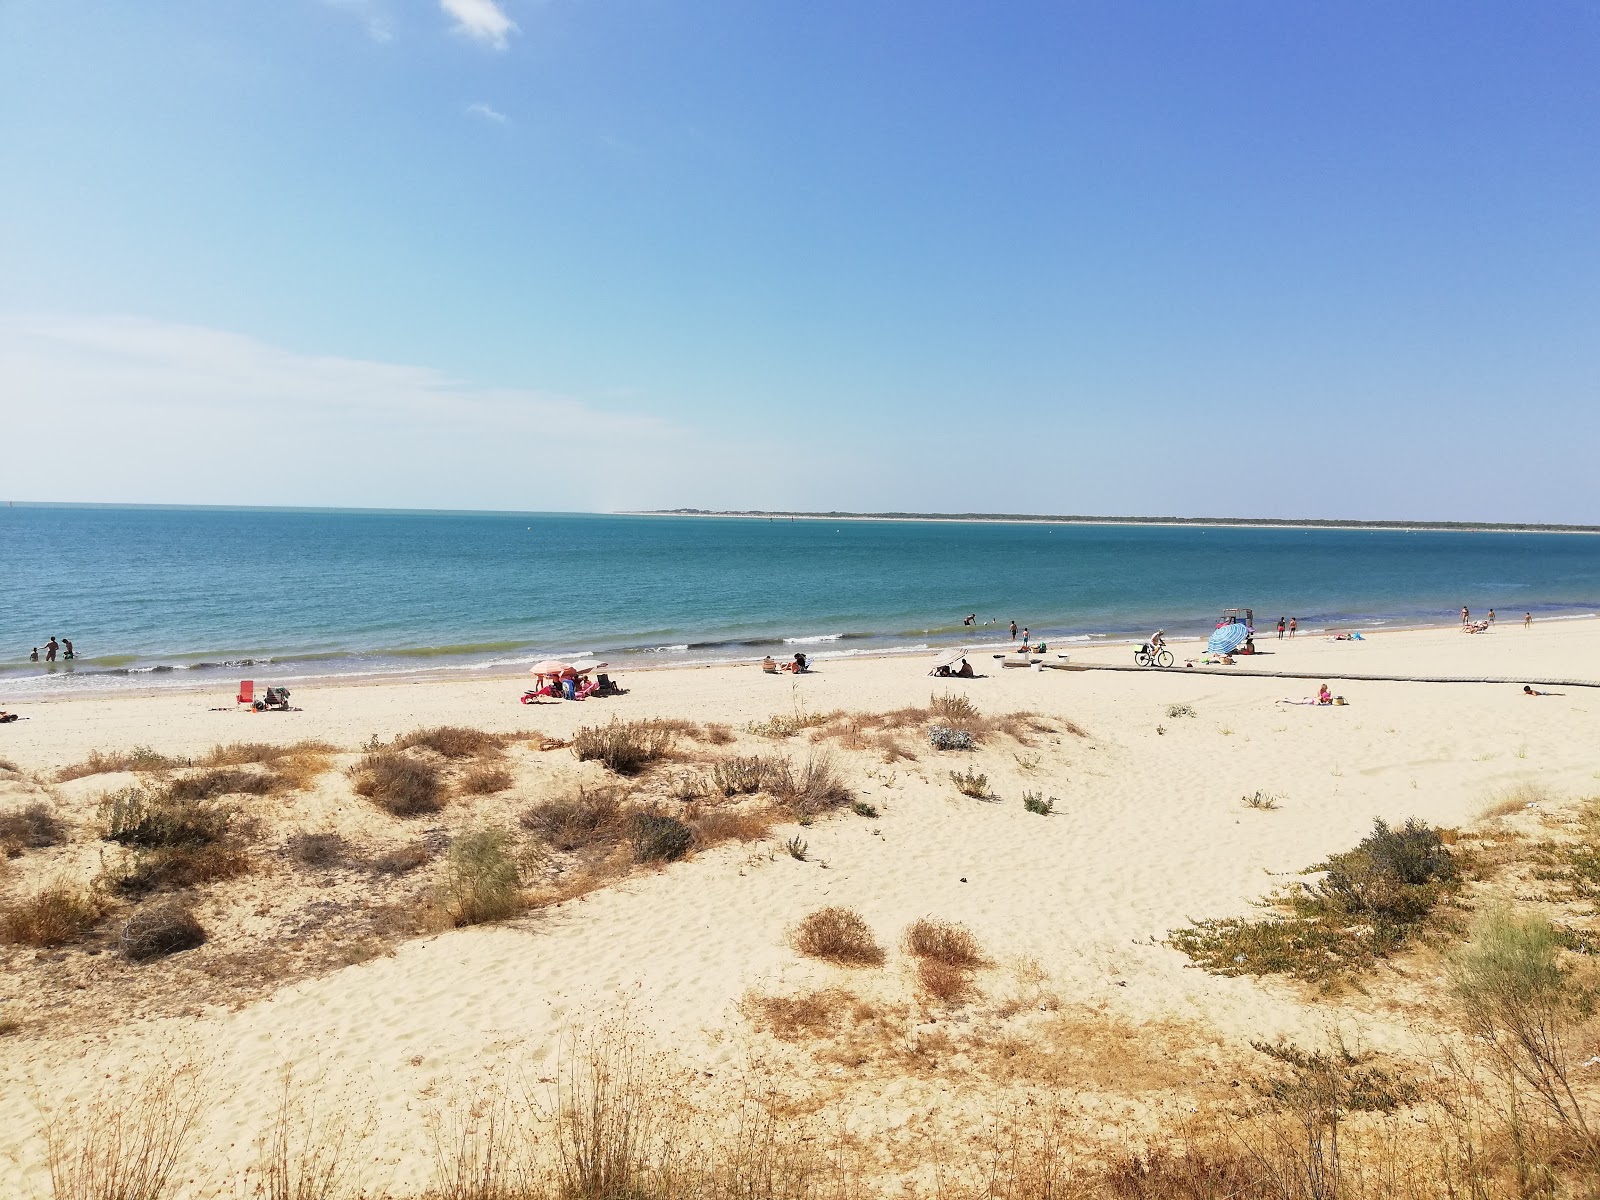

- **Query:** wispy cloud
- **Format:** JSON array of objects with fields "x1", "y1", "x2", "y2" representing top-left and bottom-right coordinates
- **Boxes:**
[
  {"x1": 466, "y1": 102, "x2": 509, "y2": 125},
  {"x1": 440, "y1": 0, "x2": 517, "y2": 49},
  {"x1": 324, "y1": 0, "x2": 394, "y2": 43}
]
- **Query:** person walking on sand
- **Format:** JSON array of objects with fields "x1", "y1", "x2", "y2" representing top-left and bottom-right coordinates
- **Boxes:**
[
  {"x1": 1461, "y1": 606, "x2": 1469, "y2": 626},
  {"x1": 44, "y1": 637, "x2": 57, "y2": 663},
  {"x1": 1487, "y1": 609, "x2": 1495, "y2": 626},
  {"x1": 1525, "y1": 611, "x2": 1532, "y2": 628},
  {"x1": 1277, "y1": 616, "x2": 1286, "y2": 640},
  {"x1": 1288, "y1": 617, "x2": 1297, "y2": 638}
]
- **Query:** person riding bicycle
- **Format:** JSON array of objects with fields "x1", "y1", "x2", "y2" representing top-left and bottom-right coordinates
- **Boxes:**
[{"x1": 1146, "y1": 630, "x2": 1167, "y2": 653}]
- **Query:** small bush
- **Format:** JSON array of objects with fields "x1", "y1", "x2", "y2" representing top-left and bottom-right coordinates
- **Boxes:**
[
  {"x1": 1165, "y1": 703, "x2": 1196, "y2": 719},
  {"x1": 904, "y1": 918, "x2": 987, "y2": 967},
  {"x1": 928, "y1": 726, "x2": 974, "y2": 751},
  {"x1": 120, "y1": 903, "x2": 206, "y2": 962},
  {"x1": 1251, "y1": 1037, "x2": 1421, "y2": 1114},
  {"x1": 768, "y1": 752, "x2": 851, "y2": 815},
  {"x1": 930, "y1": 692, "x2": 980, "y2": 725},
  {"x1": 287, "y1": 832, "x2": 350, "y2": 869},
  {"x1": 745, "y1": 989, "x2": 849, "y2": 1041},
  {"x1": 393, "y1": 726, "x2": 510, "y2": 759},
  {"x1": 572, "y1": 719, "x2": 675, "y2": 774},
  {"x1": 163, "y1": 768, "x2": 277, "y2": 802},
  {"x1": 458, "y1": 765, "x2": 514, "y2": 795},
  {"x1": 793, "y1": 907, "x2": 884, "y2": 966},
  {"x1": 112, "y1": 843, "x2": 251, "y2": 896},
  {"x1": 1022, "y1": 791, "x2": 1053, "y2": 815},
  {"x1": 521, "y1": 786, "x2": 623, "y2": 851},
  {"x1": 1242, "y1": 790, "x2": 1282, "y2": 811},
  {"x1": 949, "y1": 767, "x2": 989, "y2": 799},
  {"x1": 710, "y1": 755, "x2": 773, "y2": 796},
  {"x1": 370, "y1": 841, "x2": 431, "y2": 875},
  {"x1": 0, "y1": 881, "x2": 102, "y2": 947},
  {"x1": 101, "y1": 787, "x2": 233, "y2": 849},
  {"x1": 688, "y1": 809, "x2": 773, "y2": 847},
  {"x1": 350, "y1": 752, "x2": 442, "y2": 817},
  {"x1": 851, "y1": 800, "x2": 879, "y2": 818},
  {"x1": 436, "y1": 827, "x2": 523, "y2": 926},
  {"x1": 916, "y1": 958, "x2": 975, "y2": 1004},
  {"x1": 56, "y1": 745, "x2": 182, "y2": 781},
  {"x1": 701, "y1": 723, "x2": 736, "y2": 746},
  {"x1": 785, "y1": 836, "x2": 808, "y2": 861},
  {"x1": 629, "y1": 812, "x2": 692, "y2": 863},
  {"x1": 0, "y1": 802, "x2": 66, "y2": 856}
]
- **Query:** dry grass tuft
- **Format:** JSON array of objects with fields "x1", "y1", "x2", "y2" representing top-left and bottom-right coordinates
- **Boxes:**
[
  {"x1": 1479, "y1": 780, "x2": 1551, "y2": 819},
  {"x1": 55, "y1": 745, "x2": 184, "y2": 781},
  {"x1": 629, "y1": 810, "x2": 693, "y2": 862},
  {"x1": 199, "y1": 740, "x2": 336, "y2": 790},
  {"x1": 120, "y1": 902, "x2": 206, "y2": 962},
  {"x1": 350, "y1": 752, "x2": 443, "y2": 817},
  {"x1": 701, "y1": 722, "x2": 736, "y2": 745},
  {"x1": 709, "y1": 754, "x2": 775, "y2": 796},
  {"x1": 743, "y1": 988, "x2": 853, "y2": 1041},
  {"x1": 100, "y1": 786, "x2": 251, "y2": 895},
  {"x1": 44, "y1": 1062, "x2": 207, "y2": 1200},
  {"x1": 370, "y1": 841, "x2": 431, "y2": 875},
  {"x1": 768, "y1": 752, "x2": 852, "y2": 815},
  {"x1": 688, "y1": 807, "x2": 774, "y2": 847},
  {"x1": 458, "y1": 764, "x2": 515, "y2": 796},
  {"x1": 163, "y1": 767, "x2": 278, "y2": 802},
  {"x1": 393, "y1": 725, "x2": 512, "y2": 760},
  {"x1": 904, "y1": 917, "x2": 988, "y2": 967},
  {"x1": 793, "y1": 906, "x2": 885, "y2": 966},
  {"x1": 916, "y1": 957, "x2": 977, "y2": 1004},
  {"x1": 572, "y1": 718, "x2": 677, "y2": 774},
  {"x1": 286, "y1": 831, "x2": 351, "y2": 869},
  {"x1": 521, "y1": 785, "x2": 625, "y2": 851},
  {"x1": 0, "y1": 801, "x2": 67, "y2": 856},
  {"x1": 0, "y1": 879, "x2": 103, "y2": 947}
]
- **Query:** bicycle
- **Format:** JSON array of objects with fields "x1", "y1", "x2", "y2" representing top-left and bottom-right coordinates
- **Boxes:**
[{"x1": 1135, "y1": 643, "x2": 1174, "y2": 668}]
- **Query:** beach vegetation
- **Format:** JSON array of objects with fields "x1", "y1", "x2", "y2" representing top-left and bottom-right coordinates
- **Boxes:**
[
  {"x1": 43, "y1": 1062, "x2": 207, "y2": 1200},
  {"x1": 350, "y1": 751, "x2": 443, "y2": 817},
  {"x1": 793, "y1": 906, "x2": 884, "y2": 966},
  {"x1": 1242, "y1": 790, "x2": 1283, "y2": 811},
  {"x1": 850, "y1": 800, "x2": 878, "y2": 818},
  {"x1": 97, "y1": 784, "x2": 251, "y2": 894},
  {"x1": 393, "y1": 725, "x2": 513, "y2": 760},
  {"x1": 743, "y1": 988, "x2": 852, "y2": 1041},
  {"x1": 248, "y1": 1069, "x2": 359, "y2": 1200},
  {"x1": 685, "y1": 807, "x2": 773, "y2": 848},
  {"x1": 55, "y1": 745, "x2": 184, "y2": 781},
  {"x1": 709, "y1": 754, "x2": 774, "y2": 796},
  {"x1": 628, "y1": 811, "x2": 692, "y2": 863},
  {"x1": 948, "y1": 767, "x2": 990, "y2": 799},
  {"x1": 929, "y1": 691, "x2": 980, "y2": 724},
  {"x1": 1250, "y1": 1036, "x2": 1422, "y2": 1114},
  {"x1": 286, "y1": 831, "x2": 351, "y2": 869},
  {"x1": 0, "y1": 801, "x2": 67, "y2": 856},
  {"x1": 163, "y1": 767, "x2": 278, "y2": 802},
  {"x1": 200, "y1": 740, "x2": 336, "y2": 790},
  {"x1": 701, "y1": 722, "x2": 736, "y2": 745},
  {"x1": 916, "y1": 958, "x2": 976, "y2": 1005},
  {"x1": 119, "y1": 902, "x2": 206, "y2": 962},
  {"x1": 1165, "y1": 703, "x2": 1197, "y2": 719},
  {"x1": 572, "y1": 718, "x2": 676, "y2": 774},
  {"x1": 768, "y1": 752, "x2": 851, "y2": 815},
  {"x1": 436, "y1": 826, "x2": 524, "y2": 927},
  {"x1": 1171, "y1": 817, "x2": 1462, "y2": 981},
  {"x1": 369, "y1": 841, "x2": 431, "y2": 875},
  {"x1": 904, "y1": 918, "x2": 988, "y2": 968},
  {"x1": 784, "y1": 835, "x2": 808, "y2": 861},
  {"x1": 458, "y1": 764, "x2": 515, "y2": 796},
  {"x1": 0, "y1": 879, "x2": 104, "y2": 947},
  {"x1": 927, "y1": 725, "x2": 974, "y2": 751},
  {"x1": 521, "y1": 785, "x2": 625, "y2": 852},
  {"x1": 1022, "y1": 791, "x2": 1053, "y2": 815}
]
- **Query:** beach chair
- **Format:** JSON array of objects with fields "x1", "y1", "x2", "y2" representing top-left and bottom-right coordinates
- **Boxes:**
[{"x1": 236, "y1": 680, "x2": 254, "y2": 708}]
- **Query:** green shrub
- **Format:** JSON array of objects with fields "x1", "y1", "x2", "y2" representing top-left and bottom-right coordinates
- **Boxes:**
[
  {"x1": 949, "y1": 768, "x2": 989, "y2": 799},
  {"x1": 850, "y1": 800, "x2": 879, "y2": 818},
  {"x1": 629, "y1": 812, "x2": 692, "y2": 863},
  {"x1": 1165, "y1": 703, "x2": 1196, "y2": 719},
  {"x1": 1022, "y1": 791, "x2": 1053, "y2": 815},
  {"x1": 436, "y1": 827, "x2": 523, "y2": 926},
  {"x1": 785, "y1": 836, "x2": 808, "y2": 861},
  {"x1": 928, "y1": 726, "x2": 974, "y2": 751}
]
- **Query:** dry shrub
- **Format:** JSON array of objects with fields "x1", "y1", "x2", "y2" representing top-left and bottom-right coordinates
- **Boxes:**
[
  {"x1": 459, "y1": 764, "x2": 515, "y2": 796},
  {"x1": 916, "y1": 958, "x2": 976, "y2": 1004},
  {"x1": 393, "y1": 725, "x2": 511, "y2": 760},
  {"x1": 521, "y1": 785, "x2": 625, "y2": 851},
  {"x1": 572, "y1": 718, "x2": 676, "y2": 774},
  {"x1": 200, "y1": 740, "x2": 336, "y2": 791},
  {"x1": 629, "y1": 811, "x2": 692, "y2": 862},
  {"x1": 930, "y1": 691, "x2": 980, "y2": 724},
  {"x1": 114, "y1": 842, "x2": 251, "y2": 895},
  {"x1": 370, "y1": 841, "x2": 431, "y2": 875},
  {"x1": 436, "y1": 827, "x2": 523, "y2": 927},
  {"x1": 1104, "y1": 1143, "x2": 1276, "y2": 1198},
  {"x1": 100, "y1": 785, "x2": 250, "y2": 895},
  {"x1": 0, "y1": 800, "x2": 66, "y2": 856},
  {"x1": 689, "y1": 808, "x2": 774, "y2": 848},
  {"x1": 287, "y1": 831, "x2": 350, "y2": 869},
  {"x1": 904, "y1": 917, "x2": 988, "y2": 967},
  {"x1": 164, "y1": 767, "x2": 277, "y2": 802},
  {"x1": 701, "y1": 723, "x2": 736, "y2": 745},
  {"x1": 350, "y1": 752, "x2": 442, "y2": 816},
  {"x1": 768, "y1": 752, "x2": 851, "y2": 815},
  {"x1": 0, "y1": 879, "x2": 102, "y2": 947},
  {"x1": 793, "y1": 906, "x2": 885, "y2": 966},
  {"x1": 249, "y1": 1067, "x2": 358, "y2": 1200},
  {"x1": 1479, "y1": 780, "x2": 1550, "y2": 819},
  {"x1": 45, "y1": 1062, "x2": 207, "y2": 1200},
  {"x1": 55, "y1": 745, "x2": 183, "y2": 781},
  {"x1": 121, "y1": 902, "x2": 206, "y2": 962},
  {"x1": 553, "y1": 1023, "x2": 682, "y2": 1200},
  {"x1": 709, "y1": 754, "x2": 774, "y2": 796},
  {"x1": 744, "y1": 988, "x2": 852, "y2": 1041}
]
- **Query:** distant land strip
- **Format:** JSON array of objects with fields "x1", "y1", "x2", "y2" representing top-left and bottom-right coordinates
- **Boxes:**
[{"x1": 634, "y1": 510, "x2": 1600, "y2": 534}]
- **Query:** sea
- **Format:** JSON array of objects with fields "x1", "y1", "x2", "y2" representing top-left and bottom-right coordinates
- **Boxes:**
[{"x1": 3, "y1": 504, "x2": 1598, "y2": 700}]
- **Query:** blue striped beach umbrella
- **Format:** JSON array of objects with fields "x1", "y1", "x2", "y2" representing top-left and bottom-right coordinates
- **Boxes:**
[{"x1": 1206, "y1": 623, "x2": 1250, "y2": 655}]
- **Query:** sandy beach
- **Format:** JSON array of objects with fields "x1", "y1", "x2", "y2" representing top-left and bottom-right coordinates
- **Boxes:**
[{"x1": 2, "y1": 618, "x2": 1597, "y2": 1195}]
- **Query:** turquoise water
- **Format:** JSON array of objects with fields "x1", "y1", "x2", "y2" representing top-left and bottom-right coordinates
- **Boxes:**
[{"x1": 3, "y1": 504, "x2": 1598, "y2": 698}]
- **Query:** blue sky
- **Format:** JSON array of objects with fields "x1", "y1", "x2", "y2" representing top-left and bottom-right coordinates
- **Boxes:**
[{"x1": 1, "y1": 1, "x2": 1596, "y2": 521}]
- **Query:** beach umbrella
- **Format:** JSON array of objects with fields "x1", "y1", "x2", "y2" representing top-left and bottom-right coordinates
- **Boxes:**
[
  {"x1": 1206, "y1": 624, "x2": 1250, "y2": 655},
  {"x1": 529, "y1": 659, "x2": 570, "y2": 676},
  {"x1": 931, "y1": 648, "x2": 969, "y2": 669},
  {"x1": 572, "y1": 661, "x2": 608, "y2": 675}
]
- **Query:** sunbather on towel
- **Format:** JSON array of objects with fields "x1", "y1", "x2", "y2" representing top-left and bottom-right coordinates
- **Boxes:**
[
  {"x1": 1523, "y1": 685, "x2": 1563, "y2": 696},
  {"x1": 762, "y1": 656, "x2": 778, "y2": 673}
]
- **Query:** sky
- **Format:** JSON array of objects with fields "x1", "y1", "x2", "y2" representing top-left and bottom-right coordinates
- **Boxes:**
[{"x1": 1, "y1": 1, "x2": 1597, "y2": 522}]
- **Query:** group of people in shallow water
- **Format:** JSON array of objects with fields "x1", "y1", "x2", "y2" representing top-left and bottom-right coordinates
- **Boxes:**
[{"x1": 28, "y1": 637, "x2": 75, "y2": 663}]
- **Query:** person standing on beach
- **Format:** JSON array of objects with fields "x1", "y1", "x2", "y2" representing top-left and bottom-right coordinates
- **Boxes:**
[
  {"x1": 1461, "y1": 606, "x2": 1469, "y2": 626},
  {"x1": 1288, "y1": 618, "x2": 1297, "y2": 637},
  {"x1": 1487, "y1": 610, "x2": 1495, "y2": 626},
  {"x1": 1021, "y1": 627, "x2": 1029, "y2": 644},
  {"x1": 1276, "y1": 616, "x2": 1285, "y2": 639},
  {"x1": 44, "y1": 637, "x2": 57, "y2": 662},
  {"x1": 1525, "y1": 612, "x2": 1532, "y2": 628},
  {"x1": 1009, "y1": 620, "x2": 1017, "y2": 641}
]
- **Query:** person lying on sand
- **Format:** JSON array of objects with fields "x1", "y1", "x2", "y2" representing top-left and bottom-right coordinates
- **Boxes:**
[
  {"x1": 1524, "y1": 685, "x2": 1563, "y2": 697},
  {"x1": 0, "y1": 711, "x2": 19, "y2": 723}
]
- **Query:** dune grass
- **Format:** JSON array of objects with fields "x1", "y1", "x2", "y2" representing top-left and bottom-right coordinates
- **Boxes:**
[
  {"x1": 0, "y1": 801, "x2": 67, "y2": 856},
  {"x1": 0, "y1": 879, "x2": 103, "y2": 947},
  {"x1": 350, "y1": 752, "x2": 443, "y2": 817},
  {"x1": 572, "y1": 719, "x2": 678, "y2": 774}
]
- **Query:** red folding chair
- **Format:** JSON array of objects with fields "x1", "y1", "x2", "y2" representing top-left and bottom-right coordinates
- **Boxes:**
[{"x1": 236, "y1": 680, "x2": 255, "y2": 709}]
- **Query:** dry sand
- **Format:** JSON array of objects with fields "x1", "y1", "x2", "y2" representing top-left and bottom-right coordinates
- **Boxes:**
[{"x1": 1, "y1": 618, "x2": 1596, "y2": 1194}]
